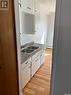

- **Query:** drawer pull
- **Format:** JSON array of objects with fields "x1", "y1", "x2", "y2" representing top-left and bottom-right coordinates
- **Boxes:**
[
  {"x1": 29, "y1": 66, "x2": 31, "y2": 68},
  {"x1": 35, "y1": 59, "x2": 38, "y2": 62},
  {"x1": 18, "y1": 3, "x2": 21, "y2": 7},
  {"x1": 27, "y1": 7, "x2": 31, "y2": 10},
  {"x1": 25, "y1": 62, "x2": 28, "y2": 64}
]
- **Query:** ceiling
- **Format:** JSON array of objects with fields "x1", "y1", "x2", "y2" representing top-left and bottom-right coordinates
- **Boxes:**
[{"x1": 39, "y1": 0, "x2": 56, "y2": 14}]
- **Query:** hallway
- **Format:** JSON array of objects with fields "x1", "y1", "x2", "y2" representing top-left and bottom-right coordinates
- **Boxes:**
[{"x1": 23, "y1": 49, "x2": 52, "y2": 95}]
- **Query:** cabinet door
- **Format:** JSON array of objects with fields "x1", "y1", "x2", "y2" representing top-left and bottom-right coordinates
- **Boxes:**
[
  {"x1": 29, "y1": 0, "x2": 34, "y2": 14},
  {"x1": 35, "y1": 0, "x2": 40, "y2": 14},
  {"x1": 40, "y1": 53, "x2": 44, "y2": 65},
  {"x1": 21, "y1": 0, "x2": 34, "y2": 14},
  {"x1": 22, "y1": 65, "x2": 30, "y2": 89},
  {"x1": 32, "y1": 56, "x2": 40, "y2": 77},
  {"x1": 35, "y1": 0, "x2": 40, "y2": 34},
  {"x1": 40, "y1": 50, "x2": 44, "y2": 65},
  {"x1": 18, "y1": 0, "x2": 21, "y2": 3},
  {"x1": 21, "y1": 0, "x2": 28, "y2": 11}
]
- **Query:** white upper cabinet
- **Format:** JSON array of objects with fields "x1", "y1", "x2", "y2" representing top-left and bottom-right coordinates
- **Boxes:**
[
  {"x1": 18, "y1": 0, "x2": 21, "y2": 3},
  {"x1": 21, "y1": 0, "x2": 35, "y2": 14},
  {"x1": 20, "y1": 0, "x2": 40, "y2": 14},
  {"x1": 34, "y1": 0, "x2": 40, "y2": 34},
  {"x1": 34, "y1": 0, "x2": 40, "y2": 14}
]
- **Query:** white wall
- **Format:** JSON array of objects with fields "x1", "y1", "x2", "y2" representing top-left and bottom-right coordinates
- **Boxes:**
[
  {"x1": 20, "y1": 34, "x2": 35, "y2": 45},
  {"x1": 46, "y1": 12, "x2": 55, "y2": 48},
  {"x1": 34, "y1": 10, "x2": 47, "y2": 45}
]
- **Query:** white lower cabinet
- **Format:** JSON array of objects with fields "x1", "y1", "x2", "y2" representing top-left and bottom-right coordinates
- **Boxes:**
[
  {"x1": 21, "y1": 58, "x2": 31, "y2": 89},
  {"x1": 21, "y1": 49, "x2": 44, "y2": 89}
]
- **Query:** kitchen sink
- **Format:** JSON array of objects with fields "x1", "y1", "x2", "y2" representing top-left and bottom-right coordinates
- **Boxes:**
[
  {"x1": 27, "y1": 46, "x2": 39, "y2": 50},
  {"x1": 22, "y1": 49, "x2": 34, "y2": 53},
  {"x1": 22, "y1": 46, "x2": 39, "y2": 53}
]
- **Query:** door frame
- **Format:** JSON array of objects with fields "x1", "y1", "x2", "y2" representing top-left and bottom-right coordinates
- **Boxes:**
[
  {"x1": 14, "y1": 0, "x2": 23, "y2": 95},
  {"x1": 50, "y1": 0, "x2": 62, "y2": 95}
]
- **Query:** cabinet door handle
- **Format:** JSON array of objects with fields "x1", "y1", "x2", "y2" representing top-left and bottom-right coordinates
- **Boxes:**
[
  {"x1": 27, "y1": 7, "x2": 31, "y2": 10},
  {"x1": 29, "y1": 66, "x2": 31, "y2": 68},
  {"x1": 35, "y1": 59, "x2": 38, "y2": 62},
  {"x1": 25, "y1": 61, "x2": 28, "y2": 64},
  {"x1": 18, "y1": 3, "x2": 21, "y2": 7},
  {"x1": 41, "y1": 54, "x2": 42, "y2": 57}
]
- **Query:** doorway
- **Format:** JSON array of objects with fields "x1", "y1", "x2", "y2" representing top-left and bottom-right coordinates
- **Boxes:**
[{"x1": 14, "y1": 0, "x2": 56, "y2": 95}]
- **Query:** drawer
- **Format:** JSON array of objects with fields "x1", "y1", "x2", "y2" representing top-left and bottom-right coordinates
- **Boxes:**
[
  {"x1": 22, "y1": 58, "x2": 31, "y2": 69},
  {"x1": 32, "y1": 51, "x2": 40, "y2": 61}
]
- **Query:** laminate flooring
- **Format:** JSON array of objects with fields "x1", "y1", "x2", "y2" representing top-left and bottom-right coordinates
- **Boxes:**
[{"x1": 23, "y1": 49, "x2": 52, "y2": 95}]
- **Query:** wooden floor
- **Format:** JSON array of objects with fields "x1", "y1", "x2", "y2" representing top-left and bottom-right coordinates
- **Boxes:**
[{"x1": 23, "y1": 49, "x2": 52, "y2": 95}]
